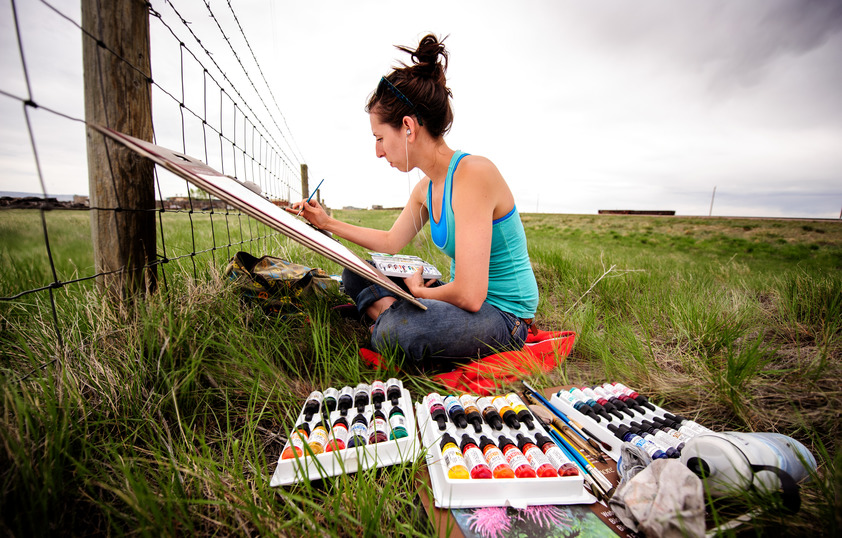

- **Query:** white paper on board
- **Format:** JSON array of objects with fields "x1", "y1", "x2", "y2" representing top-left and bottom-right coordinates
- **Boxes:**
[{"x1": 89, "y1": 124, "x2": 425, "y2": 309}]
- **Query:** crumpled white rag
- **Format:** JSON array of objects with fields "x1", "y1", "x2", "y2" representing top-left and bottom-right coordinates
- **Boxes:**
[{"x1": 608, "y1": 457, "x2": 706, "y2": 537}]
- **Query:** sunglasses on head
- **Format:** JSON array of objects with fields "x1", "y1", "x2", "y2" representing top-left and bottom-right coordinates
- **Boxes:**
[{"x1": 378, "y1": 77, "x2": 424, "y2": 126}]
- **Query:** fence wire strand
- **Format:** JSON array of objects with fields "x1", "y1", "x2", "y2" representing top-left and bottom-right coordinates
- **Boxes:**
[{"x1": 0, "y1": 0, "x2": 309, "y2": 357}]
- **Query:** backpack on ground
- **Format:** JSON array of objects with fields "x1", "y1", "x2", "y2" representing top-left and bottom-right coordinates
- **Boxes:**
[{"x1": 223, "y1": 251, "x2": 340, "y2": 314}]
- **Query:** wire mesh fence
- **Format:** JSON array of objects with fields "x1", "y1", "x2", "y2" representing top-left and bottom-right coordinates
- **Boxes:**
[{"x1": 1, "y1": 0, "x2": 306, "y2": 348}]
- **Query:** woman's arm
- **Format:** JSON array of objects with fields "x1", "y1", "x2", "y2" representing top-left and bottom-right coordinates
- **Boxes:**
[
  {"x1": 287, "y1": 178, "x2": 430, "y2": 254},
  {"x1": 406, "y1": 157, "x2": 509, "y2": 312}
]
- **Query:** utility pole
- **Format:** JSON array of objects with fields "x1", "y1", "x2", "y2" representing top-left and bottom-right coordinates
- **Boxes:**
[
  {"x1": 82, "y1": 0, "x2": 156, "y2": 301},
  {"x1": 709, "y1": 186, "x2": 716, "y2": 217}
]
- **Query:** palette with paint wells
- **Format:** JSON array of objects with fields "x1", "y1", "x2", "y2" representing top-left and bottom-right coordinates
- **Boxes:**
[
  {"x1": 368, "y1": 252, "x2": 443, "y2": 280},
  {"x1": 416, "y1": 392, "x2": 595, "y2": 509},
  {"x1": 270, "y1": 379, "x2": 421, "y2": 486}
]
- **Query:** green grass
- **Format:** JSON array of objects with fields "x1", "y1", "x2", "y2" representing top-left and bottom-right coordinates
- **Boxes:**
[{"x1": 1, "y1": 209, "x2": 841, "y2": 536}]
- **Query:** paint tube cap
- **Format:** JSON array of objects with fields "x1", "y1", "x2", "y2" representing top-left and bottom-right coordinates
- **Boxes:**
[
  {"x1": 624, "y1": 397, "x2": 644, "y2": 412},
  {"x1": 653, "y1": 415, "x2": 678, "y2": 428},
  {"x1": 607, "y1": 423, "x2": 630, "y2": 440},
  {"x1": 452, "y1": 414, "x2": 468, "y2": 429},
  {"x1": 534, "y1": 432, "x2": 552, "y2": 447},
  {"x1": 459, "y1": 434, "x2": 478, "y2": 451},
  {"x1": 497, "y1": 435, "x2": 515, "y2": 449},
  {"x1": 439, "y1": 432, "x2": 458, "y2": 450},
  {"x1": 515, "y1": 433, "x2": 534, "y2": 452},
  {"x1": 573, "y1": 402, "x2": 600, "y2": 421},
  {"x1": 351, "y1": 413, "x2": 368, "y2": 426},
  {"x1": 468, "y1": 417, "x2": 483, "y2": 434}
]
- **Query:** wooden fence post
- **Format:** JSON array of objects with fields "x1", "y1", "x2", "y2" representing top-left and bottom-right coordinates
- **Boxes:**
[
  {"x1": 300, "y1": 163, "x2": 309, "y2": 201},
  {"x1": 82, "y1": 0, "x2": 156, "y2": 300}
]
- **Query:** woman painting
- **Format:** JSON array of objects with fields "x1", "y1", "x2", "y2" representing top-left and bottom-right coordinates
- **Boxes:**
[{"x1": 289, "y1": 34, "x2": 538, "y2": 366}]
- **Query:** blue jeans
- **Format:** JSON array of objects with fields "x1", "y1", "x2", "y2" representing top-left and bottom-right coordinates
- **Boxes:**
[{"x1": 342, "y1": 266, "x2": 529, "y2": 365}]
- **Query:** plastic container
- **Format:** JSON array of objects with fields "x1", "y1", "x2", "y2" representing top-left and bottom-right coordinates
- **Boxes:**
[
  {"x1": 416, "y1": 394, "x2": 593, "y2": 509},
  {"x1": 680, "y1": 432, "x2": 816, "y2": 498},
  {"x1": 270, "y1": 384, "x2": 419, "y2": 486}
]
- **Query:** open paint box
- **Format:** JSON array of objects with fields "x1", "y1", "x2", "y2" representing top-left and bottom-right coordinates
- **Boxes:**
[
  {"x1": 416, "y1": 393, "x2": 595, "y2": 509},
  {"x1": 270, "y1": 380, "x2": 421, "y2": 486}
]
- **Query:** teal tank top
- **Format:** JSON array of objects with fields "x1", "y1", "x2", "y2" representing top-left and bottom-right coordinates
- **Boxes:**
[{"x1": 427, "y1": 151, "x2": 539, "y2": 319}]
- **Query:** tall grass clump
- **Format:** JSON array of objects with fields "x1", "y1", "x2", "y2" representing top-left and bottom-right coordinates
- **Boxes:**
[{"x1": 0, "y1": 258, "x2": 432, "y2": 536}]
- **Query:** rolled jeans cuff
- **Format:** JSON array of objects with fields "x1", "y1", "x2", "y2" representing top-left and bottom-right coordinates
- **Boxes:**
[{"x1": 354, "y1": 283, "x2": 397, "y2": 314}]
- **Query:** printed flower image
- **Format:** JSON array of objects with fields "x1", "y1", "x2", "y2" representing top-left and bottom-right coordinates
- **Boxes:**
[
  {"x1": 521, "y1": 505, "x2": 574, "y2": 529},
  {"x1": 465, "y1": 506, "x2": 512, "y2": 538},
  {"x1": 451, "y1": 504, "x2": 617, "y2": 538}
]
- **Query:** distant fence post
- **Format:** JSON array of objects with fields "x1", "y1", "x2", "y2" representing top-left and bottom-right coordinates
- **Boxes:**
[
  {"x1": 82, "y1": 0, "x2": 157, "y2": 300},
  {"x1": 301, "y1": 164, "x2": 310, "y2": 199},
  {"x1": 300, "y1": 163, "x2": 309, "y2": 200}
]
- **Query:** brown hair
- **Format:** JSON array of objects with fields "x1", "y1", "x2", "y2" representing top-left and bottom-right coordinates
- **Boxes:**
[{"x1": 366, "y1": 34, "x2": 453, "y2": 139}]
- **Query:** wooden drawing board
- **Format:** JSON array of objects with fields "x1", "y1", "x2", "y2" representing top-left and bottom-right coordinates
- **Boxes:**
[{"x1": 90, "y1": 124, "x2": 425, "y2": 309}]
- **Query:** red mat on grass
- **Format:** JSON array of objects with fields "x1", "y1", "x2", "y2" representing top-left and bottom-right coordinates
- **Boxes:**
[{"x1": 359, "y1": 330, "x2": 576, "y2": 396}]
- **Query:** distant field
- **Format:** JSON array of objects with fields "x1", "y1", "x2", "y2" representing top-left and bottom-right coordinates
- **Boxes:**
[{"x1": 1, "y1": 208, "x2": 840, "y2": 536}]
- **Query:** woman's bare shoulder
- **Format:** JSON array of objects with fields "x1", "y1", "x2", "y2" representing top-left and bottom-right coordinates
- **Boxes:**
[{"x1": 455, "y1": 154, "x2": 505, "y2": 187}]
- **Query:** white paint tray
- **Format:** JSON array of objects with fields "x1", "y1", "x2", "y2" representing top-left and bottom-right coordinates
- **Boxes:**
[
  {"x1": 415, "y1": 400, "x2": 596, "y2": 509},
  {"x1": 550, "y1": 393, "x2": 626, "y2": 463},
  {"x1": 270, "y1": 388, "x2": 420, "y2": 486}
]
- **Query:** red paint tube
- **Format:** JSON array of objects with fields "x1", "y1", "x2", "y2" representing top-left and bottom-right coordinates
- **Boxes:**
[
  {"x1": 479, "y1": 436, "x2": 516, "y2": 478},
  {"x1": 368, "y1": 409, "x2": 389, "y2": 444},
  {"x1": 325, "y1": 417, "x2": 348, "y2": 452},
  {"x1": 498, "y1": 435, "x2": 537, "y2": 478},
  {"x1": 535, "y1": 433, "x2": 579, "y2": 476},
  {"x1": 281, "y1": 423, "x2": 311, "y2": 460},
  {"x1": 516, "y1": 433, "x2": 558, "y2": 478},
  {"x1": 460, "y1": 434, "x2": 493, "y2": 479}
]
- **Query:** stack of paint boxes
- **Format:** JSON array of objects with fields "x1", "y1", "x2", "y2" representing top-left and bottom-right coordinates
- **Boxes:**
[
  {"x1": 416, "y1": 392, "x2": 594, "y2": 508},
  {"x1": 270, "y1": 378, "x2": 420, "y2": 486}
]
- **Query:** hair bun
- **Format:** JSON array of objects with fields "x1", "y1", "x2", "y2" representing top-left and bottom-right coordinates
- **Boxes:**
[
  {"x1": 370, "y1": 33, "x2": 454, "y2": 139},
  {"x1": 397, "y1": 34, "x2": 448, "y2": 82}
]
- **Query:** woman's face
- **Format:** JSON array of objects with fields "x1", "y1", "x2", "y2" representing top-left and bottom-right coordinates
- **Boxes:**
[{"x1": 370, "y1": 113, "x2": 408, "y2": 172}]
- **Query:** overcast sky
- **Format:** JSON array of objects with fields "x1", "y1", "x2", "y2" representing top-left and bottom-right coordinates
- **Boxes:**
[{"x1": 2, "y1": 0, "x2": 841, "y2": 218}]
